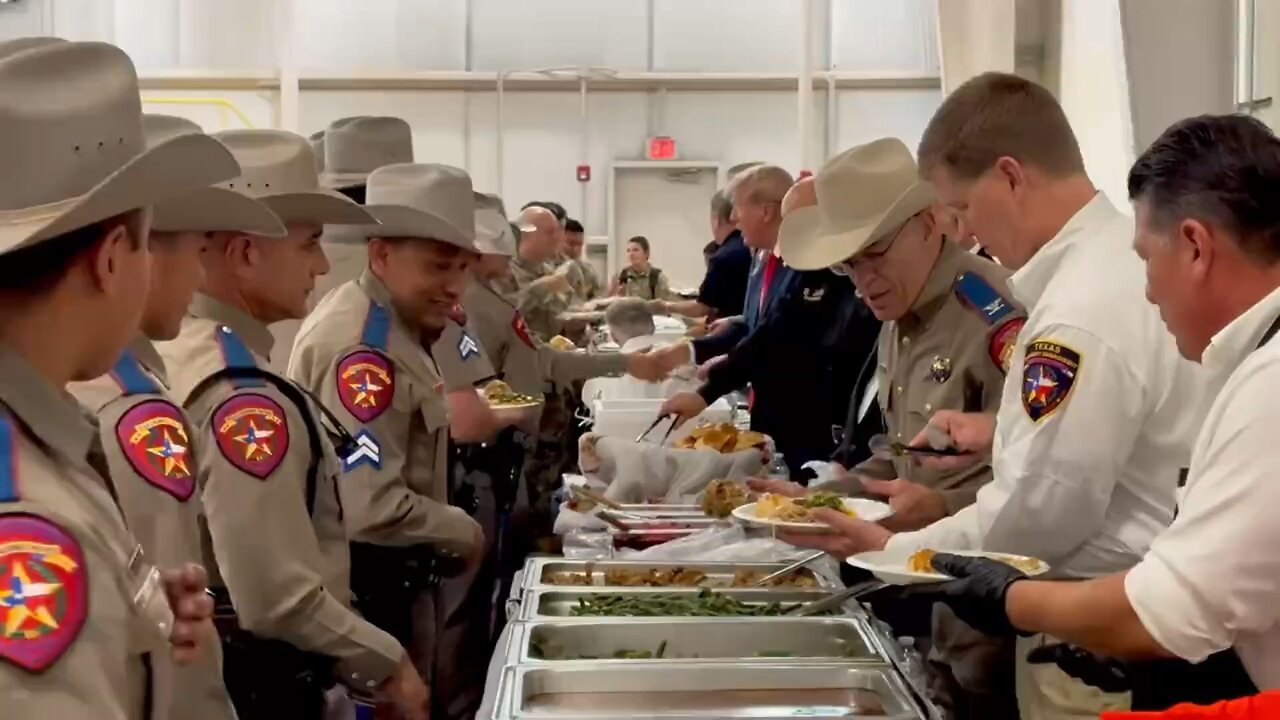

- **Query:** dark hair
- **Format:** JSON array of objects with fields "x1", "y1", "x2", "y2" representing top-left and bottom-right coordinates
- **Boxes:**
[
  {"x1": 522, "y1": 200, "x2": 567, "y2": 224},
  {"x1": 564, "y1": 218, "x2": 584, "y2": 234},
  {"x1": 1128, "y1": 114, "x2": 1280, "y2": 263},
  {"x1": 710, "y1": 189, "x2": 733, "y2": 224},
  {"x1": 0, "y1": 211, "x2": 144, "y2": 294},
  {"x1": 918, "y1": 72, "x2": 1084, "y2": 180},
  {"x1": 627, "y1": 236, "x2": 650, "y2": 255}
]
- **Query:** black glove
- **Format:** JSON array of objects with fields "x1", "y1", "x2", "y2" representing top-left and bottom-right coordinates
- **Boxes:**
[
  {"x1": 859, "y1": 584, "x2": 941, "y2": 638},
  {"x1": 1026, "y1": 643, "x2": 1131, "y2": 693},
  {"x1": 929, "y1": 552, "x2": 1027, "y2": 636}
]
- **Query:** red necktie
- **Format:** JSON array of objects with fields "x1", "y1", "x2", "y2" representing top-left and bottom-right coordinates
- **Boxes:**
[{"x1": 748, "y1": 254, "x2": 780, "y2": 412}]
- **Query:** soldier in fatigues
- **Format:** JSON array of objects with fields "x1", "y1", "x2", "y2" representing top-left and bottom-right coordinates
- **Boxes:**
[
  {"x1": 288, "y1": 164, "x2": 491, "y2": 720},
  {"x1": 466, "y1": 195, "x2": 677, "y2": 551},
  {"x1": 158, "y1": 130, "x2": 427, "y2": 720},
  {"x1": 771, "y1": 139, "x2": 1025, "y2": 720},
  {"x1": 67, "y1": 114, "x2": 274, "y2": 720},
  {"x1": 0, "y1": 38, "x2": 234, "y2": 718}
]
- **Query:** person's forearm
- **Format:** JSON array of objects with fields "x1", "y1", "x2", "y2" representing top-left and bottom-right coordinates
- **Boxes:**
[{"x1": 1006, "y1": 573, "x2": 1171, "y2": 659}]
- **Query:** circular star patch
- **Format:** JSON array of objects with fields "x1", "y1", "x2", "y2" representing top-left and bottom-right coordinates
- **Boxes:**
[
  {"x1": 989, "y1": 318, "x2": 1026, "y2": 375},
  {"x1": 511, "y1": 312, "x2": 535, "y2": 349},
  {"x1": 1022, "y1": 339, "x2": 1081, "y2": 422},
  {"x1": 114, "y1": 399, "x2": 196, "y2": 501},
  {"x1": 0, "y1": 514, "x2": 87, "y2": 672},
  {"x1": 336, "y1": 351, "x2": 395, "y2": 423},
  {"x1": 212, "y1": 393, "x2": 290, "y2": 480}
]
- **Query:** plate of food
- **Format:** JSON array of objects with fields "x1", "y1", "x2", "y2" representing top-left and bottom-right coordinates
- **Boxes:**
[
  {"x1": 548, "y1": 335, "x2": 580, "y2": 352},
  {"x1": 847, "y1": 548, "x2": 1050, "y2": 585},
  {"x1": 731, "y1": 492, "x2": 891, "y2": 533},
  {"x1": 482, "y1": 380, "x2": 542, "y2": 409},
  {"x1": 674, "y1": 422, "x2": 769, "y2": 454}
]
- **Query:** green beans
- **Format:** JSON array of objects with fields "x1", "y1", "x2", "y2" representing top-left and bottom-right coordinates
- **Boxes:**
[{"x1": 567, "y1": 588, "x2": 822, "y2": 617}]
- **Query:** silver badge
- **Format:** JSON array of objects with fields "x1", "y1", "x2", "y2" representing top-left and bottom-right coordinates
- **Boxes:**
[{"x1": 929, "y1": 356, "x2": 952, "y2": 383}]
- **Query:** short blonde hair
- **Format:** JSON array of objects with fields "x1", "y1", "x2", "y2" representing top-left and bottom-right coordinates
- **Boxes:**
[{"x1": 729, "y1": 164, "x2": 794, "y2": 206}]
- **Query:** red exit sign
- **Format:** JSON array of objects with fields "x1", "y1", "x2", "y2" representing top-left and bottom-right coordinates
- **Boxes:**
[{"x1": 647, "y1": 136, "x2": 677, "y2": 160}]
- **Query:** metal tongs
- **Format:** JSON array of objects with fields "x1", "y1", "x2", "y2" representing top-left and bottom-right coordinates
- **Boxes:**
[
  {"x1": 786, "y1": 578, "x2": 885, "y2": 617},
  {"x1": 752, "y1": 550, "x2": 827, "y2": 587},
  {"x1": 635, "y1": 413, "x2": 678, "y2": 445}
]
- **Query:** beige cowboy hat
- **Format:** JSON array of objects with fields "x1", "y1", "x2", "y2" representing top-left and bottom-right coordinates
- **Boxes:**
[
  {"x1": 778, "y1": 137, "x2": 936, "y2": 271},
  {"x1": 0, "y1": 40, "x2": 241, "y2": 257},
  {"x1": 143, "y1": 115, "x2": 285, "y2": 237},
  {"x1": 359, "y1": 163, "x2": 477, "y2": 252},
  {"x1": 213, "y1": 129, "x2": 374, "y2": 226},
  {"x1": 474, "y1": 192, "x2": 516, "y2": 257},
  {"x1": 319, "y1": 116, "x2": 414, "y2": 189},
  {"x1": 308, "y1": 128, "x2": 327, "y2": 175}
]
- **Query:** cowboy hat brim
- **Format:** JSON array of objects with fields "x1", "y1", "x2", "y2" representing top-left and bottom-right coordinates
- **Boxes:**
[
  {"x1": 358, "y1": 204, "x2": 478, "y2": 252},
  {"x1": 778, "y1": 181, "x2": 935, "y2": 271},
  {"x1": 153, "y1": 187, "x2": 286, "y2": 237},
  {"x1": 259, "y1": 189, "x2": 375, "y2": 226},
  {"x1": 318, "y1": 171, "x2": 370, "y2": 190},
  {"x1": 0, "y1": 132, "x2": 240, "y2": 256}
]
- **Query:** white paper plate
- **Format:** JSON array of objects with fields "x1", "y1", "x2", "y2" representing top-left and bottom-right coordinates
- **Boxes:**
[
  {"x1": 847, "y1": 549, "x2": 1050, "y2": 585},
  {"x1": 731, "y1": 497, "x2": 892, "y2": 534}
]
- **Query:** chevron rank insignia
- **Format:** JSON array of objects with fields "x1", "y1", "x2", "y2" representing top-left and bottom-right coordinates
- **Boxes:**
[
  {"x1": 343, "y1": 430, "x2": 382, "y2": 472},
  {"x1": 457, "y1": 331, "x2": 480, "y2": 361},
  {"x1": 0, "y1": 514, "x2": 88, "y2": 672},
  {"x1": 114, "y1": 399, "x2": 196, "y2": 501},
  {"x1": 337, "y1": 351, "x2": 394, "y2": 423},
  {"x1": 212, "y1": 394, "x2": 290, "y2": 480}
]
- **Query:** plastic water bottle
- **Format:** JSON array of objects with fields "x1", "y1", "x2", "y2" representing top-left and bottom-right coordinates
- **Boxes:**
[{"x1": 765, "y1": 452, "x2": 790, "y2": 482}]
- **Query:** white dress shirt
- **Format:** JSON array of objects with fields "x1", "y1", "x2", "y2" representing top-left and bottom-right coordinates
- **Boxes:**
[
  {"x1": 1125, "y1": 284, "x2": 1280, "y2": 688},
  {"x1": 887, "y1": 194, "x2": 1214, "y2": 577}
]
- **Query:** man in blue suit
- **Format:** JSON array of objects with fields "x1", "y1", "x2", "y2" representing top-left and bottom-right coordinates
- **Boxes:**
[{"x1": 661, "y1": 165, "x2": 872, "y2": 477}]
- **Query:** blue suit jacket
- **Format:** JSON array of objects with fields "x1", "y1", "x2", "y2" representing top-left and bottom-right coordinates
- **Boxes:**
[{"x1": 694, "y1": 250, "x2": 796, "y2": 363}]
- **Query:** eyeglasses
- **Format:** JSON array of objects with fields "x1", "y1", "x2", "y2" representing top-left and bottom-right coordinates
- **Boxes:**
[{"x1": 831, "y1": 216, "x2": 918, "y2": 276}]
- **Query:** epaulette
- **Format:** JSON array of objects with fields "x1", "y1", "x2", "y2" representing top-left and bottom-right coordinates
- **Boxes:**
[
  {"x1": 108, "y1": 350, "x2": 162, "y2": 397},
  {"x1": 954, "y1": 272, "x2": 1016, "y2": 326},
  {"x1": 214, "y1": 325, "x2": 265, "y2": 389},
  {"x1": 361, "y1": 301, "x2": 391, "y2": 351}
]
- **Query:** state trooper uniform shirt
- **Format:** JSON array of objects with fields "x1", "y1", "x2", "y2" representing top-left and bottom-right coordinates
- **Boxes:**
[
  {"x1": 463, "y1": 275, "x2": 628, "y2": 399},
  {"x1": 287, "y1": 269, "x2": 477, "y2": 556},
  {"x1": 886, "y1": 195, "x2": 1214, "y2": 578},
  {"x1": 430, "y1": 316, "x2": 497, "y2": 392},
  {"x1": 0, "y1": 347, "x2": 155, "y2": 719},
  {"x1": 832, "y1": 241, "x2": 1025, "y2": 515},
  {"x1": 68, "y1": 336, "x2": 236, "y2": 720},
  {"x1": 158, "y1": 292, "x2": 403, "y2": 692}
]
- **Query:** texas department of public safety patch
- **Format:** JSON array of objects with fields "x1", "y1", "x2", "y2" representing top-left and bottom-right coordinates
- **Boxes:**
[
  {"x1": 457, "y1": 331, "x2": 481, "y2": 361},
  {"x1": 511, "y1": 313, "x2": 535, "y2": 349},
  {"x1": 336, "y1": 351, "x2": 394, "y2": 423},
  {"x1": 0, "y1": 514, "x2": 88, "y2": 672},
  {"x1": 1022, "y1": 339, "x2": 1081, "y2": 422},
  {"x1": 989, "y1": 318, "x2": 1026, "y2": 375},
  {"x1": 115, "y1": 399, "x2": 196, "y2": 501},
  {"x1": 212, "y1": 394, "x2": 290, "y2": 480}
]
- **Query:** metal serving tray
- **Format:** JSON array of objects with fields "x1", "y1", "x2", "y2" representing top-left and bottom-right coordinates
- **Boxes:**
[
  {"x1": 518, "y1": 587, "x2": 850, "y2": 621},
  {"x1": 521, "y1": 558, "x2": 835, "y2": 592},
  {"x1": 615, "y1": 503, "x2": 706, "y2": 518},
  {"x1": 512, "y1": 618, "x2": 886, "y2": 664},
  {"x1": 492, "y1": 663, "x2": 920, "y2": 719}
]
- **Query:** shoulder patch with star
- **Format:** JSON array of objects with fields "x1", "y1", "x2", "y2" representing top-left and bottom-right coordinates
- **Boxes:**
[
  {"x1": 114, "y1": 399, "x2": 196, "y2": 501},
  {"x1": 0, "y1": 513, "x2": 88, "y2": 672},
  {"x1": 1022, "y1": 339, "x2": 1081, "y2": 422},
  {"x1": 511, "y1": 312, "x2": 535, "y2": 349},
  {"x1": 336, "y1": 350, "x2": 395, "y2": 423},
  {"x1": 212, "y1": 393, "x2": 290, "y2": 479},
  {"x1": 988, "y1": 318, "x2": 1025, "y2": 375}
]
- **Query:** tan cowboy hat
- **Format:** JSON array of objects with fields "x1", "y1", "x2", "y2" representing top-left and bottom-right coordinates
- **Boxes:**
[
  {"x1": 474, "y1": 192, "x2": 516, "y2": 256},
  {"x1": 778, "y1": 137, "x2": 935, "y2": 271},
  {"x1": 308, "y1": 129, "x2": 326, "y2": 174},
  {"x1": 360, "y1": 164, "x2": 477, "y2": 251},
  {"x1": 319, "y1": 116, "x2": 413, "y2": 189},
  {"x1": 213, "y1": 129, "x2": 374, "y2": 226},
  {"x1": 143, "y1": 115, "x2": 285, "y2": 237},
  {"x1": 0, "y1": 36, "x2": 66, "y2": 59},
  {"x1": 0, "y1": 41, "x2": 241, "y2": 257}
]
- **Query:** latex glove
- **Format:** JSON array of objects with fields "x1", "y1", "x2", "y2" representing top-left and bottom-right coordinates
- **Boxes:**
[
  {"x1": 1026, "y1": 643, "x2": 1131, "y2": 694},
  {"x1": 858, "y1": 584, "x2": 941, "y2": 638},
  {"x1": 930, "y1": 552, "x2": 1028, "y2": 637}
]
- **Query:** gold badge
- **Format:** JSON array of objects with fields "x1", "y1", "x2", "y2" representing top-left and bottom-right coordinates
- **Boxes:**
[{"x1": 929, "y1": 356, "x2": 952, "y2": 383}]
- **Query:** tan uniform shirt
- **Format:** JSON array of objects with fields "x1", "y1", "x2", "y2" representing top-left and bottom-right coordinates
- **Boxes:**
[
  {"x1": 846, "y1": 242, "x2": 1026, "y2": 514},
  {"x1": 429, "y1": 318, "x2": 497, "y2": 392},
  {"x1": 288, "y1": 270, "x2": 477, "y2": 555},
  {"x1": 68, "y1": 337, "x2": 236, "y2": 720},
  {"x1": 494, "y1": 255, "x2": 568, "y2": 342},
  {"x1": 615, "y1": 266, "x2": 671, "y2": 301},
  {"x1": 158, "y1": 293, "x2": 402, "y2": 692},
  {"x1": 0, "y1": 348, "x2": 154, "y2": 719},
  {"x1": 464, "y1": 276, "x2": 628, "y2": 397}
]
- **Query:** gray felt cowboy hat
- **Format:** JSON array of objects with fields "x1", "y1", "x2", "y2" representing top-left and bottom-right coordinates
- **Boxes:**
[
  {"x1": 212, "y1": 129, "x2": 375, "y2": 226},
  {"x1": 473, "y1": 192, "x2": 517, "y2": 257},
  {"x1": 356, "y1": 163, "x2": 478, "y2": 252},
  {"x1": 0, "y1": 39, "x2": 241, "y2": 256},
  {"x1": 143, "y1": 115, "x2": 285, "y2": 237},
  {"x1": 319, "y1": 116, "x2": 414, "y2": 190},
  {"x1": 778, "y1": 137, "x2": 935, "y2": 271}
]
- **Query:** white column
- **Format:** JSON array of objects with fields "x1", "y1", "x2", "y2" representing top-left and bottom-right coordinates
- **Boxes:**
[
  {"x1": 933, "y1": 0, "x2": 1016, "y2": 95},
  {"x1": 798, "y1": 0, "x2": 816, "y2": 172}
]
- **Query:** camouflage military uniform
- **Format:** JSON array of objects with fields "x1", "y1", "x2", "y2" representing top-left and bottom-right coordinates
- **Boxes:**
[
  {"x1": 494, "y1": 256, "x2": 568, "y2": 342},
  {"x1": 574, "y1": 257, "x2": 604, "y2": 301},
  {"x1": 615, "y1": 266, "x2": 671, "y2": 301}
]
